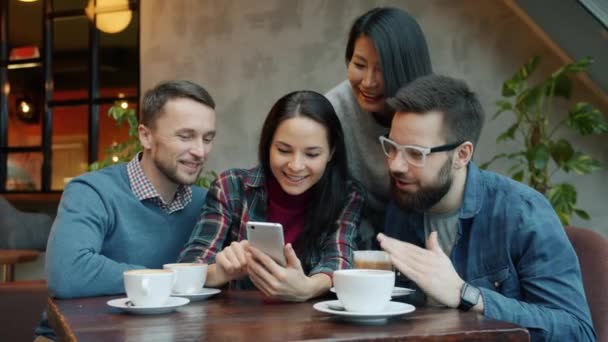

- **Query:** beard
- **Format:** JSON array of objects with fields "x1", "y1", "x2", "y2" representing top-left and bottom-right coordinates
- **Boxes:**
[
  {"x1": 390, "y1": 156, "x2": 453, "y2": 213},
  {"x1": 153, "y1": 152, "x2": 203, "y2": 186}
]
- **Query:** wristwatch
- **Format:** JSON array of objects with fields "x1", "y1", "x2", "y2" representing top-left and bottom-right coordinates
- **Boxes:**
[{"x1": 458, "y1": 282, "x2": 481, "y2": 311}]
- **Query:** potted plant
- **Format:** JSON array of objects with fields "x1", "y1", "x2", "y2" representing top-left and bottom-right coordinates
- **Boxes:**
[
  {"x1": 481, "y1": 56, "x2": 607, "y2": 225},
  {"x1": 90, "y1": 101, "x2": 217, "y2": 188}
]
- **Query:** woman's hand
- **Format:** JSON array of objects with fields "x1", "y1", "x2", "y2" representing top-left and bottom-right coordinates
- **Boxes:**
[
  {"x1": 206, "y1": 240, "x2": 250, "y2": 287},
  {"x1": 246, "y1": 243, "x2": 331, "y2": 302}
]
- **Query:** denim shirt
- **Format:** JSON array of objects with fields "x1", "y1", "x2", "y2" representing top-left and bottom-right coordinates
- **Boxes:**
[{"x1": 385, "y1": 163, "x2": 596, "y2": 342}]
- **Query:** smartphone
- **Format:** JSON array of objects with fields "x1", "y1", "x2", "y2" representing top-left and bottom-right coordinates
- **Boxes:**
[{"x1": 246, "y1": 221, "x2": 286, "y2": 267}]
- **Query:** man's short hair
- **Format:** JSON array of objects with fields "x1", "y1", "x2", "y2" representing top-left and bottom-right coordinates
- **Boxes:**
[
  {"x1": 386, "y1": 74, "x2": 485, "y2": 146},
  {"x1": 141, "y1": 80, "x2": 215, "y2": 128}
]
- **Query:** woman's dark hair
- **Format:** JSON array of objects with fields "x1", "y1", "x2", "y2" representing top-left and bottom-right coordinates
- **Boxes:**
[
  {"x1": 345, "y1": 7, "x2": 432, "y2": 98},
  {"x1": 258, "y1": 91, "x2": 350, "y2": 267}
]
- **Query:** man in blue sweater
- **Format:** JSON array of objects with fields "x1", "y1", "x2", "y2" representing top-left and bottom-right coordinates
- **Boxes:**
[
  {"x1": 45, "y1": 80, "x2": 216, "y2": 298},
  {"x1": 377, "y1": 75, "x2": 595, "y2": 341}
]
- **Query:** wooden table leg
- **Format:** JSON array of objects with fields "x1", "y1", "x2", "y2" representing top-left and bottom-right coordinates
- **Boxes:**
[
  {"x1": 1, "y1": 264, "x2": 15, "y2": 283},
  {"x1": 47, "y1": 297, "x2": 77, "y2": 342}
]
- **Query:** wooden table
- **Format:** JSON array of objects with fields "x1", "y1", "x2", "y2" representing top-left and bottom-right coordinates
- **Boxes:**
[
  {"x1": 48, "y1": 290, "x2": 529, "y2": 341},
  {"x1": 0, "y1": 249, "x2": 40, "y2": 282}
]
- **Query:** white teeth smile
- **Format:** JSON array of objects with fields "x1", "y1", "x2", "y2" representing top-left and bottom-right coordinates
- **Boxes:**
[
  {"x1": 286, "y1": 175, "x2": 307, "y2": 182},
  {"x1": 361, "y1": 91, "x2": 381, "y2": 99}
]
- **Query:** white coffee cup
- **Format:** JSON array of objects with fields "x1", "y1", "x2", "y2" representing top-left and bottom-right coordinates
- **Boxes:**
[
  {"x1": 333, "y1": 269, "x2": 395, "y2": 313},
  {"x1": 123, "y1": 269, "x2": 174, "y2": 307},
  {"x1": 163, "y1": 263, "x2": 208, "y2": 294}
]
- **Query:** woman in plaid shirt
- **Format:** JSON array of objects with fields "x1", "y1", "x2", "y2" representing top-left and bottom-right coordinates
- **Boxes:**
[{"x1": 179, "y1": 90, "x2": 365, "y2": 301}]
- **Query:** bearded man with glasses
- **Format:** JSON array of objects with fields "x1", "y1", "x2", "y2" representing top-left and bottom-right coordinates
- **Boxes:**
[{"x1": 376, "y1": 74, "x2": 595, "y2": 342}]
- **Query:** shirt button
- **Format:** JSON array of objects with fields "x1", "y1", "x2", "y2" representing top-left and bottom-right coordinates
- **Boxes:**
[{"x1": 494, "y1": 281, "x2": 500, "y2": 288}]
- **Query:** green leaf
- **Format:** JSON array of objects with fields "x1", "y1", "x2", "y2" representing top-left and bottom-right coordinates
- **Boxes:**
[
  {"x1": 528, "y1": 143, "x2": 550, "y2": 171},
  {"x1": 493, "y1": 100, "x2": 513, "y2": 119},
  {"x1": 502, "y1": 79, "x2": 520, "y2": 97},
  {"x1": 514, "y1": 56, "x2": 541, "y2": 83},
  {"x1": 563, "y1": 153, "x2": 602, "y2": 175},
  {"x1": 567, "y1": 102, "x2": 608, "y2": 135},
  {"x1": 554, "y1": 56, "x2": 593, "y2": 76},
  {"x1": 549, "y1": 139, "x2": 574, "y2": 167},
  {"x1": 108, "y1": 105, "x2": 120, "y2": 120},
  {"x1": 512, "y1": 170, "x2": 525, "y2": 182},
  {"x1": 521, "y1": 56, "x2": 541, "y2": 78},
  {"x1": 196, "y1": 171, "x2": 218, "y2": 189},
  {"x1": 555, "y1": 210, "x2": 571, "y2": 226},
  {"x1": 501, "y1": 56, "x2": 541, "y2": 97},
  {"x1": 515, "y1": 85, "x2": 543, "y2": 114},
  {"x1": 547, "y1": 183, "x2": 577, "y2": 213},
  {"x1": 574, "y1": 209, "x2": 591, "y2": 220},
  {"x1": 506, "y1": 163, "x2": 523, "y2": 175},
  {"x1": 550, "y1": 73, "x2": 572, "y2": 99},
  {"x1": 496, "y1": 123, "x2": 519, "y2": 142}
]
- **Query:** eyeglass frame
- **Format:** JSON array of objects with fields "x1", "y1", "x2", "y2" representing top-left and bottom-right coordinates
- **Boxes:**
[{"x1": 378, "y1": 135, "x2": 464, "y2": 167}]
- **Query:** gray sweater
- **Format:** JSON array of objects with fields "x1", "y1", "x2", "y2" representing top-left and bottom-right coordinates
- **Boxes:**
[{"x1": 326, "y1": 80, "x2": 390, "y2": 247}]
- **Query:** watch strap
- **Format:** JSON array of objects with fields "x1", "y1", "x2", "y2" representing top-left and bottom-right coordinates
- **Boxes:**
[{"x1": 458, "y1": 282, "x2": 480, "y2": 311}]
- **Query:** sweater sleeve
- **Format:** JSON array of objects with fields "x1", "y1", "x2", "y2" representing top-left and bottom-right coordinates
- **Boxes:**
[
  {"x1": 45, "y1": 180, "x2": 144, "y2": 298},
  {"x1": 178, "y1": 172, "x2": 235, "y2": 263}
]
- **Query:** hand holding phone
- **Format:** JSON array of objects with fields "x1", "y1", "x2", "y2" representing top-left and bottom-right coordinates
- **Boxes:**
[{"x1": 246, "y1": 221, "x2": 286, "y2": 267}]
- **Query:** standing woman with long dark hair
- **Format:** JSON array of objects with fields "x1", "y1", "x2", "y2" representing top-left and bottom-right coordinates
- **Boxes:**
[
  {"x1": 326, "y1": 7, "x2": 432, "y2": 247},
  {"x1": 179, "y1": 90, "x2": 364, "y2": 301}
]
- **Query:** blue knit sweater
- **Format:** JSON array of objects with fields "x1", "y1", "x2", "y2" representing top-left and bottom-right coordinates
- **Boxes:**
[{"x1": 45, "y1": 163, "x2": 206, "y2": 298}]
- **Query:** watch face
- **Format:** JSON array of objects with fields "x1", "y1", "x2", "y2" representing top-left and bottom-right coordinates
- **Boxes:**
[
  {"x1": 459, "y1": 283, "x2": 481, "y2": 310},
  {"x1": 463, "y1": 284, "x2": 481, "y2": 303}
]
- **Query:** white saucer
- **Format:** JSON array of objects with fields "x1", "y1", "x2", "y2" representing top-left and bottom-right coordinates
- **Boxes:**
[
  {"x1": 313, "y1": 300, "x2": 415, "y2": 323},
  {"x1": 107, "y1": 296, "x2": 190, "y2": 315},
  {"x1": 171, "y1": 288, "x2": 221, "y2": 301},
  {"x1": 330, "y1": 286, "x2": 415, "y2": 297}
]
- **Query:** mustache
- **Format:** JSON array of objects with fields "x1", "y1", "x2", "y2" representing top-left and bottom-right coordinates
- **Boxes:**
[{"x1": 390, "y1": 171, "x2": 415, "y2": 183}]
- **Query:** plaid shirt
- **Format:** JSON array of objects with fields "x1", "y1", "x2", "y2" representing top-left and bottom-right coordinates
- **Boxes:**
[
  {"x1": 127, "y1": 153, "x2": 193, "y2": 214},
  {"x1": 179, "y1": 166, "x2": 364, "y2": 288}
]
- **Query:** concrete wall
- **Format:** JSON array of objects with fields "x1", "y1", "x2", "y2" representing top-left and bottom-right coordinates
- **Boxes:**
[{"x1": 141, "y1": 0, "x2": 608, "y2": 236}]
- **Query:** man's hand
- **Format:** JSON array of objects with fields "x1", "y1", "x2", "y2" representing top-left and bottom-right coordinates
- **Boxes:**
[
  {"x1": 246, "y1": 243, "x2": 329, "y2": 302},
  {"x1": 377, "y1": 232, "x2": 464, "y2": 308}
]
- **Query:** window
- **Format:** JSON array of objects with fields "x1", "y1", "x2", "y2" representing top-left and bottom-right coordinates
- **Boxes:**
[{"x1": 0, "y1": 0, "x2": 140, "y2": 192}]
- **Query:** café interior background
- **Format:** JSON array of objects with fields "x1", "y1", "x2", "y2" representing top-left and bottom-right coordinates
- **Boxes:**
[
  {"x1": 4, "y1": 0, "x2": 607, "y2": 280},
  {"x1": 141, "y1": 0, "x2": 607, "y2": 234}
]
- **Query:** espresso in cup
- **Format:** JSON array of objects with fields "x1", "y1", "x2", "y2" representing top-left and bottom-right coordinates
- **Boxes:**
[
  {"x1": 353, "y1": 250, "x2": 393, "y2": 270},
  {"x1": 123, "y1": 269, "x2": 174, "y2": 307},
  {"x1": 163, "y1": 263, "x2": 208, "y2": 294},
  {"x1": 333, "y1": 269, "x2": 395, "y2": 313}
]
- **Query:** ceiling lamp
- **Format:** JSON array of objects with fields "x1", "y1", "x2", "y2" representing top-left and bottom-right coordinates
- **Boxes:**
[
  {"x1": 18, "y1": 0, "x2": 39, "y2": 2},
  {"x1": 85, "y1": 0, "x2": 132, "y2": 34}
]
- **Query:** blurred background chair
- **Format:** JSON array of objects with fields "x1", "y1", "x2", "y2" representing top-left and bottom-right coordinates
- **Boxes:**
[
  {"x1": 0, "y1": 196, "x2": 53, "y2": 251},
  {"x1": 0, "y1": 249, "x2": 41, "y2": 283},
  {"x1": 0, "y1": 280, "x2": 48, "y2": 342},
  {"x1": 565, "y1": 225, "x2": 608, "y2": 342}
]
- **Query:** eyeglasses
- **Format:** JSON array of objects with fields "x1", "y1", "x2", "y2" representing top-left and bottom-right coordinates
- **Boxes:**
[{"x1": 378, "y1": 135, "x2": 463, "y2": 167}]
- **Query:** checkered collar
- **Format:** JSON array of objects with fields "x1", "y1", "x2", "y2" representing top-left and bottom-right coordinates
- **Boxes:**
[{"x1": 127, "y1": 152, "x2": 193, "y2": 213}]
